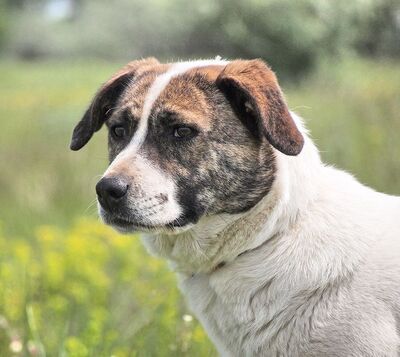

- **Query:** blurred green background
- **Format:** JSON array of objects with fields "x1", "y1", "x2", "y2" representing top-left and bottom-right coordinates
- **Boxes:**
[{"x1": 0, "y1": 0, "x2": 399, "y2": 356}]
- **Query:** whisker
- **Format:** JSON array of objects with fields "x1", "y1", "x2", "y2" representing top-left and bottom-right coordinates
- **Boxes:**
[{"x1": 83, "y1": 199, "x2": 98, "y2": 215}]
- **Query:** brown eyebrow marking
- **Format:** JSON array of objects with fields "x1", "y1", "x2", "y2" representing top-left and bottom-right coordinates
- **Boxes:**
[{"x1": 152, "y1": 111, "x2": 202, "y2": 133}]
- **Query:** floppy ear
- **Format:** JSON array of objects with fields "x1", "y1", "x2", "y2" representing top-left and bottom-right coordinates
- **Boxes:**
[
  {"x1": 216, "y1": 59, "x2": 304, "y2": 156},
  {"x1": 70, "y1": 57, "x2": 160, "y2": 151}
]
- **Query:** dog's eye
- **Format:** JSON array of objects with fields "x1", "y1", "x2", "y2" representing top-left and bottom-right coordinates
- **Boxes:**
[
  {"x1": 111, "y1": 125, "x2": 127, "y2": 139},
  {"x1": 173, "y1": 126, "x2": 197, "y2": 140}
]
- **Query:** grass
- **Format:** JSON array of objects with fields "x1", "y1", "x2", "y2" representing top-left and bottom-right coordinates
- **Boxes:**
[
  {"x1": 0, "y1": 60, "x2": 115, "y2": 237},
  {"x1": 0, "y1": 57, "x2": 399, "y2": 356}
]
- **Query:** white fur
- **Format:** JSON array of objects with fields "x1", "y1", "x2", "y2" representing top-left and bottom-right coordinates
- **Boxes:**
[{"x1": 142, "y1": 112, "x2": 400, "y2": 356}]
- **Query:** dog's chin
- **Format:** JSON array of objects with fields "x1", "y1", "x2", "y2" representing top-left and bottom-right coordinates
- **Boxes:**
[{"x1": 99, "y1": 208, "x2": 193, "y2": 235}]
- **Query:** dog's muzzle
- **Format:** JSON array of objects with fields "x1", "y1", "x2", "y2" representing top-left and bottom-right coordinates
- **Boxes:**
[{"x1": 95, "y1": 175, "x2": 188, "y2": 233}]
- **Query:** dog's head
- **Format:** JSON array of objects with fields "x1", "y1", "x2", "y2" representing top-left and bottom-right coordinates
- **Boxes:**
[{"x1": 71, "y1": 58, "x2": 304, "y2": 234}]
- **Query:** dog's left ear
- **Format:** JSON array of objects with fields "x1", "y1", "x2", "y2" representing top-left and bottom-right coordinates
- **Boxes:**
[
  {"x1": 70, "y1": 57, "x2": 160, "y2": 151},
  {"x1": 216, "y1": 59, "x2": 304, "y2": 156}
]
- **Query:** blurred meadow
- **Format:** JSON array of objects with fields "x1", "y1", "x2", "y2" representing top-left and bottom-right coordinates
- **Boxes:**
[{"x1": 0, "y1": 0, "x2": 399, "y2": 356}]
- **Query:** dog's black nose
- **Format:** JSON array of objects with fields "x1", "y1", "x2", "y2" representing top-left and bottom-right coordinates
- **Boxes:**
[{"x1": 96, "y1": 177, "x2": 129, "y2": 209}]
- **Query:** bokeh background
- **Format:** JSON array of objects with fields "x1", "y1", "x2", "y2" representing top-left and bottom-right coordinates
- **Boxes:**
[{"x1": 0, "y1": 0, "x2": 399, "y2": 356}]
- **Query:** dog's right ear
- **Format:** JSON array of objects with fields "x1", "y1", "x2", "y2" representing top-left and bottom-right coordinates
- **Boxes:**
[{"x1": 70, "y1": 57, "x2": 159, "y2": 151}]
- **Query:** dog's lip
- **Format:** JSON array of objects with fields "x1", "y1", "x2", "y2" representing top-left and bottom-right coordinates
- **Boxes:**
[
  {"x1": 110, "y1": 215, "x2": 154, "y2": 229},
  {"x1": 104, "y1": 212, "x2": 188, "y2": 233}
]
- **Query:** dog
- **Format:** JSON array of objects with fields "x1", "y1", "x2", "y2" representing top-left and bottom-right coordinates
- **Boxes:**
[{"x1": 71, "y1": 57, "x2": 400, "y2": 356}]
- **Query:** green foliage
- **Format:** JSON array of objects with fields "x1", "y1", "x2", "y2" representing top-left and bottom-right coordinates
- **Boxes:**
[
  {"x1": 0, "y1": 0, "x2": 9, "y2": 48},
  {"x1": 0, "y1": 219, "x2": 216, "y2": 356},
  {"x1": 354, "y1": 0, "x2": 400, "y2": 58},
  {"x1": 3, "y1": 0, "x2": 399, "y2": 77}
]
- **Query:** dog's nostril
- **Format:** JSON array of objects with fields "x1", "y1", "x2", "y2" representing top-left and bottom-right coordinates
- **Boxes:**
[{"x1": 96, "y1": 177, "x2": 129, "y2": 202}]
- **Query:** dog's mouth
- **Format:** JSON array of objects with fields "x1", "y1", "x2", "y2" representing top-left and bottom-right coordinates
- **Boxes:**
[{"x1": 100, "y1": 209, "x2": 192, "y2": 234}]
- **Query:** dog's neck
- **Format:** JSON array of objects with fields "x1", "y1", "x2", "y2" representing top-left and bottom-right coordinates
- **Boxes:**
[{"x1": 141, "y1": 118, "x2": 326, "y2": 275}]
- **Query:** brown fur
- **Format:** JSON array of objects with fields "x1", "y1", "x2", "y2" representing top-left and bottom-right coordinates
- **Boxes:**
[
  {"x1": 152, "y1": 75, "x2": 213, "y2": 130},
  {"x1": 216, "y1": 59, "x2": 304, "y2": 156}
]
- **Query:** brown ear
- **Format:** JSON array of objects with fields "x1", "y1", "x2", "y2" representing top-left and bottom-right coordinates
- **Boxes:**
[
  {"x1": 70, "y1": 57, "x2": 160, "y2": 151},
  {"x1": 216, "y1": 59, "x2": 304, "y2": 156}
]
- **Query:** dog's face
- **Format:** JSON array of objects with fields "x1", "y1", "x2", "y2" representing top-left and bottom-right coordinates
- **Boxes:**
[{"x1": 71, "y1": 58, "x2": 304, "y2": 234}]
